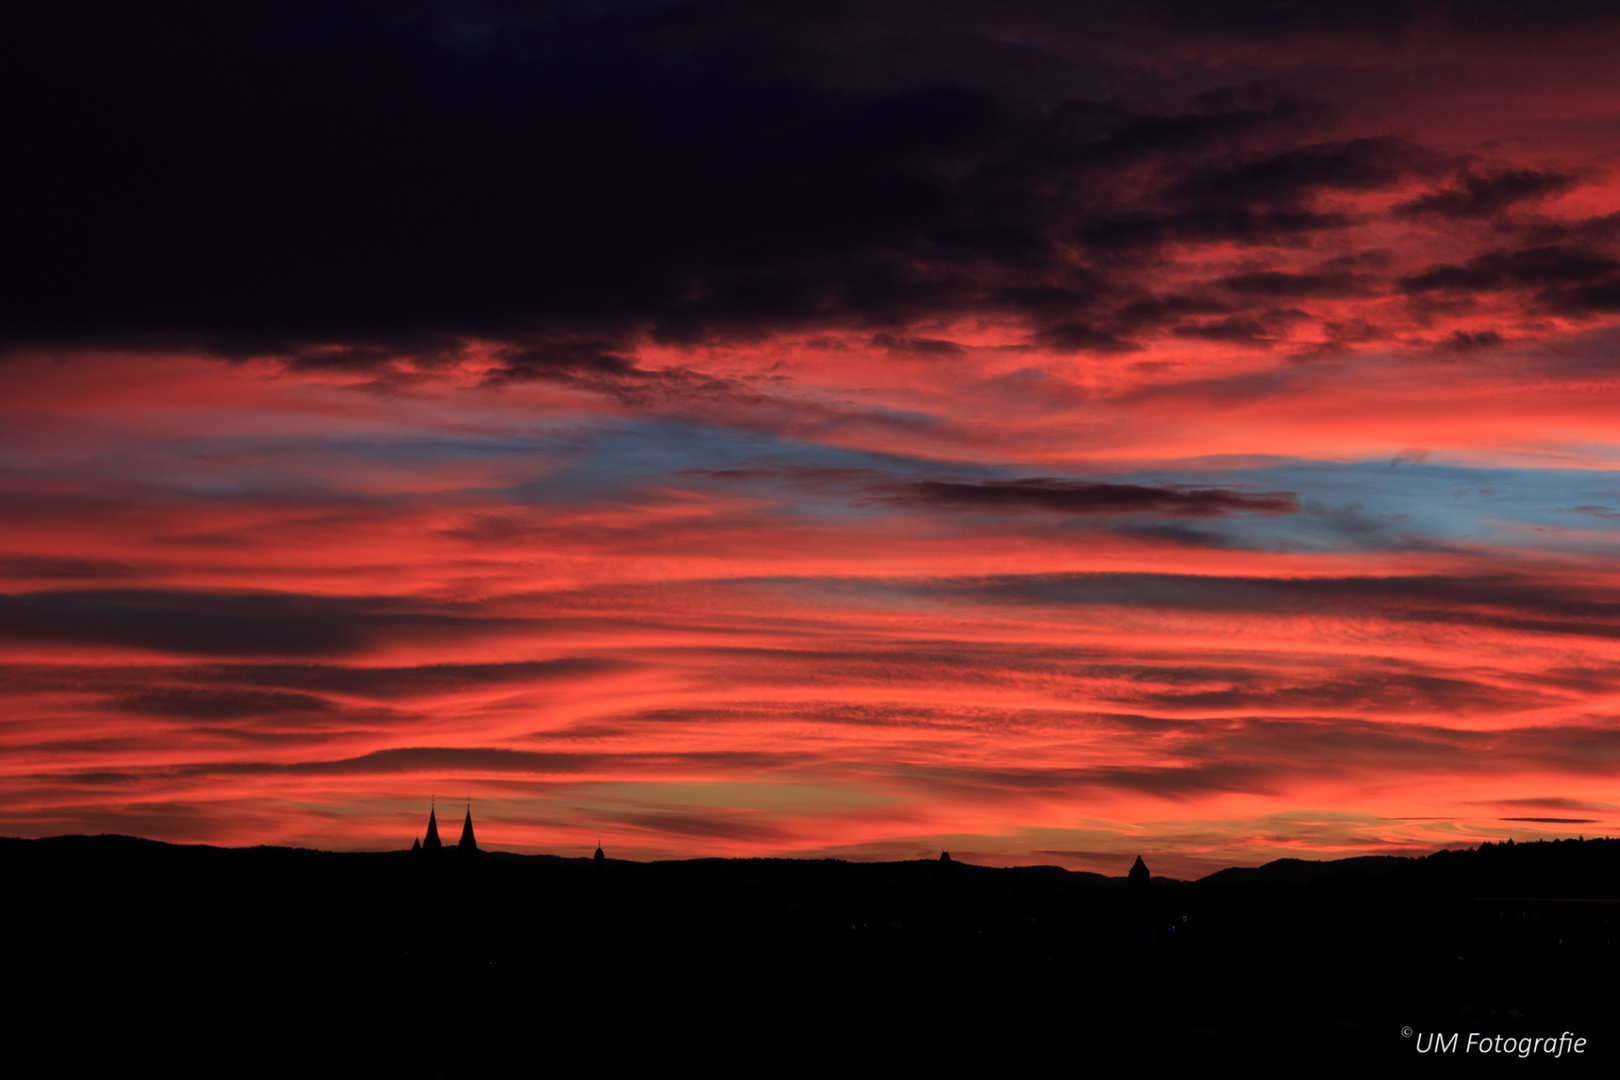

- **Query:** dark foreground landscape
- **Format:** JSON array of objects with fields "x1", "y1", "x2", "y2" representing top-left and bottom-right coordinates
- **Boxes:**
[{"x1": 5, "y1": 835, "x2": 1617, "y2": 1075}]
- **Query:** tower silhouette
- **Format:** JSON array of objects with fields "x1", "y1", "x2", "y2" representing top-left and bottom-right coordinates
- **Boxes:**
[
  {"x1": 459, "y1": 805, "x2": 477, "y2": 852},
  {"x1": 1129, "y1": 855, "x2": 1150, "y2": 893},
  {"x1": 423, "y1": 803, "x2": 442, "y2": 853}
]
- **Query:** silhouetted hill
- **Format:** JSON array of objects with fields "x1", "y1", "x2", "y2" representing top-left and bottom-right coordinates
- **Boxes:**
[
  {"x1": 2, "y1": 835, "x2": 1614, "y2": 1074},
  {"x1": 1398, "y1": 837, "x2": 1620, "y2": 898},
  {"x1": 1200, "y1": 854, "x2": 1411, "y2": 886}
]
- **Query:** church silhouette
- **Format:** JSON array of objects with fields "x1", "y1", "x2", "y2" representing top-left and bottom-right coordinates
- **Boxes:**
[{"x1": 410, "y1": 801, "x2": 477, "y2": 857}]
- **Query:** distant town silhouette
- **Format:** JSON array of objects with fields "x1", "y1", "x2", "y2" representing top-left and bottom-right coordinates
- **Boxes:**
[{"x1": 4, "y1": 819, "x2": 1615, "y2": 1073}]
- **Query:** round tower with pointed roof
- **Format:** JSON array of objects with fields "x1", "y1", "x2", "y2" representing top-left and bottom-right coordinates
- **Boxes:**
[{"x1": 1129, "y1": 855, "x2": 1150, "y2": 893}]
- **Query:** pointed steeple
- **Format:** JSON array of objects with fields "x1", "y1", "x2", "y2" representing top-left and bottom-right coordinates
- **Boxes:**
[
  {"x1": 459, "y1": 805, "x2": 477, "y2": 852},
  {"x1": 411, "y1": 837, "x2": 421, "y2": 852},
  {"x1": 1129, "y1": 854, "x2": 1150, "y2": 892},
  {"x1": 423, "y1": 802, "x2": 442, "y2": 852}
]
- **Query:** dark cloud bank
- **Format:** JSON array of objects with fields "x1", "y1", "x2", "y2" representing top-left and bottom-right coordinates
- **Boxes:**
[
  {"x1": 0, "y1": 590, "x2": 485, "y2": 657},
  {"x1": 7, "y1": 571, "x2": 1619, "y2": 661},
  {"x1": 899, "y1": 479, "x2": 1298, "y2": 517},
  {"x1": 3, "y1": 0, "x2": 1617, "y2": 362}
]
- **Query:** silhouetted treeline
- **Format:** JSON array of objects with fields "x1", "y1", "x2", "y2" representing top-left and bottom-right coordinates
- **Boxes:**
[{"x1": 3, "y1": 836, "x2": 1615, "y2": 1075}]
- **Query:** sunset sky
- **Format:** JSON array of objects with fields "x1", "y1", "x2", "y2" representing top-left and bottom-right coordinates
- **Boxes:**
[{"x1": 4, "y1": 1, "x2": 1620, "y2": 876}]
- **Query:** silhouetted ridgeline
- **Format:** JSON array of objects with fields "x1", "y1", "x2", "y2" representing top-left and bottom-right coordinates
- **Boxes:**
[{"x1": 3, "y1": 836, "x2": 1615, "y2": 1074}]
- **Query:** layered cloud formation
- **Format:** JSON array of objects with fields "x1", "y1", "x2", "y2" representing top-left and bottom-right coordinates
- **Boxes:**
[{"x1": 3, "y1": 1, "x2": 1619, "y2": 873}]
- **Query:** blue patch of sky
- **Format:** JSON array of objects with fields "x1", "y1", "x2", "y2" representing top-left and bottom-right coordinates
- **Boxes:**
[
  {"x1": 1119, "y1": 460, "x2": 1620, "y2": 552},
  {"x1": 31, "y1": 402, "x2": 1614, "y2": 557},
  {"x1": 486, "y1": 419, "x2": 988, "y2": 505}
]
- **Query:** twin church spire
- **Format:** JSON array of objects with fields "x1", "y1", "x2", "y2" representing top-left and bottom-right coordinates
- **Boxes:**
[{"x1": 416, "y1": 798, "x2": 477, "y2": 856}]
